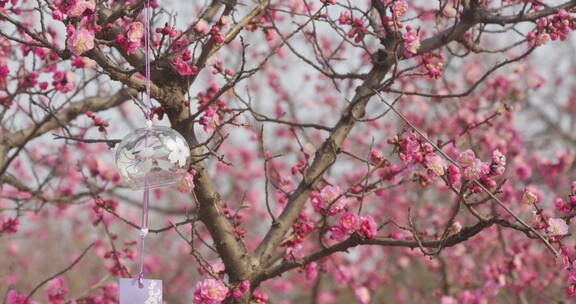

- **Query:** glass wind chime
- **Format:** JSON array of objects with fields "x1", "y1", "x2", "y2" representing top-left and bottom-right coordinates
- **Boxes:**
[{"x1": 114, "y1": 0, "x2": 190, "y2": 302}]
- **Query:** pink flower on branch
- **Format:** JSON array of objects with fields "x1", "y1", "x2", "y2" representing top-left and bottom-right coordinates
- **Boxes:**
[
  {"x1": 1, "y1": 217, "x2": 19, "y2": 233},
  {"x1": 194, "y1": 278, "x2": 230, "y2": 304},
  {"x1": 547, "y1": 218, "x2": 568, "y2": 236},
  {"x1": 126, "y1": 22, "x2": 144, "y2": 43},
  {"x1": 424, "y1": 153, "x2": 446, "y2": 176},
  {"x1": 402, "y1": 27, "x2": 420, "y2": 58},
  {"x1": 462, "y1": 159, "x2": 490, "y2": 181},
  {"x1": 339, "y1": 212, "x2": 360, "y2": 234},
  {"x1": 67, "y1": 28, "x2": 95, "y2": 56},
  {"x1": 177, "y1": 171, "x2": 196, "y2": 193},
  {"x1": 6, "y1": 289, "x2": 38, "y2": 304},
  {"x1": 522, "y1": 189, "x2": 539, "y2": 205},
  {"x1": 392, "y1": 1, "x2": 408, "y2": 18},
  {"x1": 354, "y1": 286, "x2": 371, "y2": 304},
  {"x1": 65, "y1": 0, "x2": 95, "y2": 17},
  {"x1": 52, "y1": 71, "x2": 76, "y2": 93},
  {"x1": 360, "y1": 215, "x2": 377, "y2": 239}
]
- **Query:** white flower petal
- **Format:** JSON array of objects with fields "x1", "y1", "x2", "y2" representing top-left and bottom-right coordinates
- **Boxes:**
[
  {"x1": 175, "y1": 137, "x2": 184, "y2": 147},
  {"x1": 168, "y1": 151, "x2": 179, "y2": 164},
  {"x1": 165, "y1": 138, "x2": 176, "y2": 150}
]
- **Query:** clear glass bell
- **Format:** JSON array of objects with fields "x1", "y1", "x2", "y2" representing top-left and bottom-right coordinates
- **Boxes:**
[{"x1": 115, "y1": 125, "x2": 191, "y2": 189}]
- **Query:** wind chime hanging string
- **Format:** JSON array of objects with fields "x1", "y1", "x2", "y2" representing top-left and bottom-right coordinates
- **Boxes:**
[
  {"x1": 138, "y1": 0, "x2": 153, "y2": 287},
  {"x1": 115, "y1": 0, "x2": 191, "y2": 293}
]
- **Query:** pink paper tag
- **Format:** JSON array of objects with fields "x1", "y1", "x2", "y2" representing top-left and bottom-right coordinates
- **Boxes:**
[{"x1": 119, "y1": 278, "x2": 162, "y2": 304}]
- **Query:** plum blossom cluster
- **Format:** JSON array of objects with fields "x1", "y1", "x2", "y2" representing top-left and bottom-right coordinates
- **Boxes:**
[
  {"x1": 47, "y1": 276, "x2": 69, "y2": 303},
  {"x1": 52, "y1": 0, "x2": 96, "y2": 20},
  {"x1": 1, "y1": 217, "x2": 19, "y2": 234},
  {"x1": 281, "y1": 212, "x2": 314, "y2": 249},
  {"x1": 338, "y1": 11, "x2": 367, "y2": 43},
  {"x1": 6, "y1": 289, "x2": 38, "y2": 304},
  {"x1": 52, "y1": 70, "x2": 76, "y2": 93},
  {"x1": 310, "y1": 185, "x2": 354, "y2": 215},
  {"x1": 86, "y1": 111, "x2": 110, "y2": 133},
  {"x1": 528, "y1": 9, "x2": 575, "y2": 47},
  {"x1": 330, "y1": 212, "x2": 378, "y2": 240},
  {"x1": 197, "y1": 82, "x2": 229, "y2": 133},
  {"x1": 116, "y1": 22, "x2": 144, "y2": 55},
  {"x1": 55, "y1": 0, "x2": 98, "y2": 56},
  {"x1": 194, "y1": 278, "x2": 230, "y2": 304},
  {"x1": 389, "y1": 132, "x2": 507, "y2": 190},
  {"x1": 555, "y1": 182, "x2": 576, "y2": 214},
  {"x1": 457, "y1": 149, "x2": 508, "y2": 193},
  {"x1": 177, "y1": 170, "x2": 197, "y2": 193},
  {"x1": 193, "y1": 276, "x2": 266, "y2": 304},
  {"x1": 388, "y1": 133, "x2": 446, "y2": 185},
  {"x1": 222, "y1": 204, "x2": 249, "y2": 240},
  {"x1": 402, "y1": 26, "x2": 420, "y2": 57},
  {"x1": 420, "y1": 50, "x2": 444, "y2": 79},
  {"x1": 86, "y1": 155, "x2": 121, "y2": 185}
]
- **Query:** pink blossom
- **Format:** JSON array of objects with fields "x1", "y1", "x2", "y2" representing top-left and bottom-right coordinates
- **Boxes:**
[
  {"x1": 329, "y1": 225, "x2": 348, "y2": 241},
  {"x1": 6, "y1": 289, "x2": 38, "y2": 304},
  {"x1": 492, "y1": 150, "x2": 506, "y2": 165},
  {"x1": 198, "y1": 259, "x2": 225, "y2": 276},
  {"x1": 67, "y1": 28, "x2": 95, "y2": 56},
  {"x1": 567, "y1": 284, "x2": 576, "y2": 296},
  {"x1": 232, "y1": 281, "x2": 249, "y2": 300},
  {"x1": 173, "y1": 58, "x2": 198, "y2": 76},
  {"x1": 447, "y1": 164, "x2": 461, "y2": 184},
  {"x1": 0, "y1": 60, "x2": 9, "y2": 79},
  {"x1": 547, "y1": 218, "x2": 569, "y2": 236},
  {"x1": 199, "y1": 106, "x2": 220, "y2": 133},
  {"x1": 522, "y1": 190, "x2": 538, "y2": 205},
  {"x1": 555, "y1": 197, "x2": 572, "y2": 214},
  {"x1": 66, "y1": 0, "x2": 95, "y2": 17},
  {"x1": 211, "y1": 26, "x2": 225, "y2": 44},
  {"x1": 458, "y1": 149, "x2": 477, "y2": 167},
  {"x1": 354, "y1": 286, "x2": 371, "y2": 304},
  {"x1": 305, "y1": 262, "x2": 318, "y2": 280},
  {"x1": 424, "y1": 153, "x2": 446, "y2": 176},
  {"x1": 360, "y1": 215, "x2": 377, "y2": 238},
  {"x1": 338, "y1": 11, "x2": 351, "y2": 25},
  {"x1": 177, "y1": 171, "x2": 196, "y2": 193},
  {"x1": 450, "y1": 222, "x2": 462, "y2": 234},
  {"x1": 239, "y1": 280, "x2": 250, "y2": 293},
  {"x1": 462, "y1": 159, "x2": 489, "y2": 181},
  {"x1": 252, "y1": 289, "x2": 269, "y2": 304},
  {"x1": 127, "y1": 22, "x2": 144, "y2": 42},
  {"x1": 52, "y1": 9, "x2": 64, "y2": 21},
  {"x1": 339, "y1": 212, "x2": 360, "y2": 233},
  {"x1": 392, "y1": 1, "x2": 408, "y2": 18},
  {"x1": 312, "y1": 185, "x2": 339, "y2": 212},
  {"x1": 535, "y1": 33, "x2": 551, "y2": 46},
  {"x1": 403, "y1": 30, "x2": 420, "y2": 57},
  {"x1": 320, "y1": 185, "x2": 341, "y2": 204},
  {"x1": 1, "y1": 217, "x2": 19, "y2": 233},
  {"x1": 370, "y1": 149, "x2": 384, "y2": 164},
  {"x1": 71, "y1": 56, "x2": 96, "y2": 69},
  {"x1": 441, "y1": 296, "x2": 458, "y2": 304},
  {"x1": 232, "y1": 289, "x2": 243, "y2": 300},
  {"x1": 195, "y1": 19, "x2": 210, "y2": 35},
  {"x1": 47, "y1": 276, "x2": 68, "y2": 304},
  {"x1": 194, "y1": 278, "x2": 229, "y2": 304}
]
